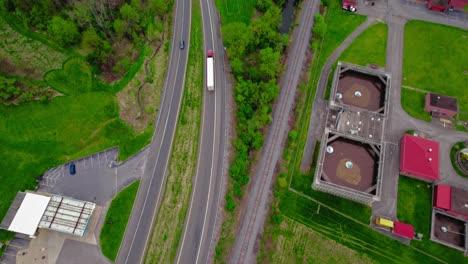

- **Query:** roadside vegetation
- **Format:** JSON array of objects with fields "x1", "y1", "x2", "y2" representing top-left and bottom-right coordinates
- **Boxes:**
[
  {"x1": 397, "y1": 177, "x2": 465, "y2": 262},
  {"x1": 100, "y1": 180, "x2": 140, "y2": 262},
  {"x1": 144, "y1": 0, "x2": 203, "y2": 262},
  {"x1": 0, "y1": 0, "x2": 173, "y2": 247},
  {"x1": 402, "y1": 20, "x2": 468, "y2": 126},
  {"x1": 215, "y1": 0, "x2": 289, "y2": 261}
]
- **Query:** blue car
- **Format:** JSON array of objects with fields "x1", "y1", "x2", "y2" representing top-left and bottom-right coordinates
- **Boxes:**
[{"x1": 69, "y1": 162, "x2": 76, "y2": 175}]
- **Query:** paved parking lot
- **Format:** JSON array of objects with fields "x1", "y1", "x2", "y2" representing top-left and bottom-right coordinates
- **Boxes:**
[{"x1": 38, "y1": 147, "x2": 149, "y2": 205}]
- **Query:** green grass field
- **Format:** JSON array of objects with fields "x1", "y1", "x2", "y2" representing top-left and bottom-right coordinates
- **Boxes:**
[
  {"x1": 270, "y1": 216, "x2": 373, "y2": 263},
  {"x1": 339, "y1": 22, "x2": 388, "y2": 67},
  {"x1": 397, "y1": 177, "x2": 465, "y2": 262},
  {"x1": 100, "y1": 180, "x2": 140, "y2": 262},
  {"x1": 403, "y1": 21, "x2": 468, "y2": 113},
  {"x1": 0, "y1": 15, "x2": 154, "y2": 244},
  {"x1": 215, "y1": 0, "x2": 256, "y2": 24},
  {"x1": 401, "y1": 87, "x2": 431, "y2": 122}
]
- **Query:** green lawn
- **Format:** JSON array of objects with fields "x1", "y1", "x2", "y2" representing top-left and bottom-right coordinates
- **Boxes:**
[
  {"x1": 397, "y1": 176, "x2": 465, "y2": 262},
  {"x1": 214, "y1": 0, "x2": 256, "y2": 24},
  {"x1": 339, "y1": 22, "x2": 388, "y2": 67},
  {"x1": 403, "y1": 20, "x2": 468, "y2": 113},
  {"x1": 401, "y1": 87, "x2": 431, "y2": 122},
  {"x1": 100, "y1": 180, "x2": 140, "y2": 262}
]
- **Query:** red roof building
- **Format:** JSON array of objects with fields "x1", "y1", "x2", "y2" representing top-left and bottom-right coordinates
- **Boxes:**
[
  {"x1": 424, "y1": 93, "x2": 458, "y2": 117},
  {"x1": 434, "y1": 185, "x2": 451, "y2": 210},
  {"x1": 400, "y1": 134, "x2": 440, "y2": 182},
  {"x1": 393, "y1": 221, "x2": 415, "y2": 239},
  {"x1": 427, "y1": 0, "x2": 468, "y2": 11},
  {"x1": 433, "y1": 184, "x2": 468, "y2": 220}
]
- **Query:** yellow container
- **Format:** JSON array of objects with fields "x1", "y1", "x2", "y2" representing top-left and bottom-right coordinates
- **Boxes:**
[{"x1": 376, "y1": 217, "x2": 394, "y2": 228}]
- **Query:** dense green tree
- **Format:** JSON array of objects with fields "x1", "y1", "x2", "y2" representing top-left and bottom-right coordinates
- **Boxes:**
[
  {"x1": 0, "y1": 76, "x2": 20, "y2": 100},
  {"x1": 149, "y1": 0, "x2": 168, "y2": 19},
  {"x1": 249, "y1": 5, "x2": 282, "y2": 50},
  {"x1": 259, "y1": 47, "x2": 281, "y2": 80},
  {"x1": 81, "y1": 28, "x2": 103, "y2": 51},
  {"x1": 68, "y1": 2, "x2": 93, "y2": 29},
  {"x1": 48, "y1": 16, "x2": 79, "y2": 46},
  {"x1": 256, "y1": 0, "x2": 273, "y2": 12},
  {"x1": 222, "y1": 22, "x2": 250, "y2": 59}
]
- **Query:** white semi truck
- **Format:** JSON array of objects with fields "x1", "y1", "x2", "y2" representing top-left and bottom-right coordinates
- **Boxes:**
[{"x1": 207, "y1": 50, "x2": 214, "y2": 91}]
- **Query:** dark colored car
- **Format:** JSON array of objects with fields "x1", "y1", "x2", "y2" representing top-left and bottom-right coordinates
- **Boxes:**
[
  {"x1": 179, "y1": 40, "x2": 185, "y2": 49},
  {"x1": 69, "y1": 162, "x2": 76, "y2": 175}
]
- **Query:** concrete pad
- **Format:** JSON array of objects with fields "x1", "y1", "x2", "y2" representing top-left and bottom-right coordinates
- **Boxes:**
[{"x1": 56, "y1": 240, "x2": 110, "y2": 264}]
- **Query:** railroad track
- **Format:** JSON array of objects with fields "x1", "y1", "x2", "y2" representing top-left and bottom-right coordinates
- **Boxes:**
[{"x1": 234, "y1": 1, "x2": 318, "y2": 262}]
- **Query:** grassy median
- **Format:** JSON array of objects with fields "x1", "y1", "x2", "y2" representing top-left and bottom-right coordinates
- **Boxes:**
[
  {"x1": 144, "y1": 0, "x2": 203, "y2": 262},
  {"x1": 100, "y1": 180, "x2": 140, "y2": 262}
]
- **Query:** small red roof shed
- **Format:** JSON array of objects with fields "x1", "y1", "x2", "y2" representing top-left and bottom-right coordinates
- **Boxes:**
[
  {"x1": 400, "y1": 134, "x2": 440, "y2": 182},
  {"x1": 424, "y1": 93, "x2": 458, "y2": 117},
  {"x1": 393, "y1": 221, "x2": 415, "y2": 239},
  {"x1": 434, "y1": 184, "x2": 451, "y2": 210}
]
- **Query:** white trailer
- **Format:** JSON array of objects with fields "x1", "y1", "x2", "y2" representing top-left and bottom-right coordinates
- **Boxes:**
[{"x1": 207, "y1": 50, "x2": 214, "y2": 91}]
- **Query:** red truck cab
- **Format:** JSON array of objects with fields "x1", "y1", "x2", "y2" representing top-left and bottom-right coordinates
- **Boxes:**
[{"x1": 342, "y1": 0, "x2": 357, "y2": 12}]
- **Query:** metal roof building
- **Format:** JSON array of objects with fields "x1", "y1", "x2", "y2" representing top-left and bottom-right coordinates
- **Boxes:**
[
  {"x1": 0, "y1": 192, "x2": 95, "y2": 238},
  {"x1": 400, "y1": 134, "x2": 440, "y2": 182}
]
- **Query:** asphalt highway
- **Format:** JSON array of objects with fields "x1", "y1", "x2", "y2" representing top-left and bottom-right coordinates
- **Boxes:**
[
  {"x1": 175, "y1": 0, "x2": 227, "y2": 262},
  {"x1": 115, "y1": 0, "x2": 191, "y2": 263}
]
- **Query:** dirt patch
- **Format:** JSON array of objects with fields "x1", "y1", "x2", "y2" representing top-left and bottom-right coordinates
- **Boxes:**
[{"x1": 117, "y1": 24, "x2": 169, "y2": 132}]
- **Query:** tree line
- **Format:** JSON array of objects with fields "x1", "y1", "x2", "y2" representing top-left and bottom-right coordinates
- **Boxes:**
[
  {"x1": 222, "y1": 0, "x2": 288, "y2": 210},
  {"x1": 2, "y1": 0, "x2": 173, "y2": 76}
]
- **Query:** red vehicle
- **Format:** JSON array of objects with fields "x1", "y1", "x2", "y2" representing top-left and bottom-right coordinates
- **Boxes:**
[{"x1": 342, "y1": 0, "x2": 357, "y2": 12}]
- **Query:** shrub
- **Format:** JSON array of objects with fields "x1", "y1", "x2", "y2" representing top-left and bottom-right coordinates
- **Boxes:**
[{"x1": 225, "y1": 193, "x2": 236, "y2": 211}]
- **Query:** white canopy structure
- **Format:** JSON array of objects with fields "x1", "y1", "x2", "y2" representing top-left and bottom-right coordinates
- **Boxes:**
[{"x1": 7, "y1": 193, "x2": 50, "y2": 237}]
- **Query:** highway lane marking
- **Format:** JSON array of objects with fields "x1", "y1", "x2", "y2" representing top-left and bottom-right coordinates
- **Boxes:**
[
  {"x1": 122, "y1": 0, "x2": 189, "y2": 263},
  {"x1": 176, "y1": 0, "x2": 216, "y2": 263},
  {"x1": 194, "y1": 2, "x2": 217, "y2": 263}
]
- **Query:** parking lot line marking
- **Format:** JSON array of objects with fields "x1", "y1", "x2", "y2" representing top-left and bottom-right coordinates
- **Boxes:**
[{"x1": 90, "y1": 156, "x2": 94, "y2": 168}]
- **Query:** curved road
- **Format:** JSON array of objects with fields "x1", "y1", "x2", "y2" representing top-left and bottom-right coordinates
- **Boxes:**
[
  {"x1": 175, "y1": 0, "x2": 227, "y2": 263},
  {"x1": 115, "y1": 0, "x2": 191, "y2": 263}
]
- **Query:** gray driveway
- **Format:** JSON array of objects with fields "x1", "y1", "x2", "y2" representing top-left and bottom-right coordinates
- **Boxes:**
[
  {"x1": 38, "y1": 147, "x2": 149, "y2": 205},
  {"x1": 57, "y1": 239, "x2": 110, "y2": 264}
]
